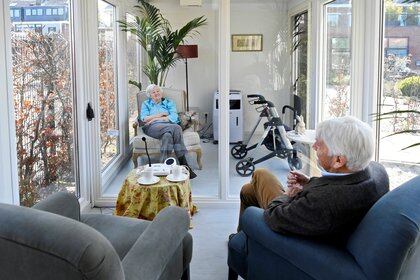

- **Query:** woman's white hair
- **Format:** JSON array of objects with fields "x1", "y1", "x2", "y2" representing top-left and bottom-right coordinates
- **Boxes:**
[
  {"x1": 145, "y1": 84, "x2": 161, "y2": 97},
  {"x1": 316, "y1": 116, "x2": 374, "y2": 171}
]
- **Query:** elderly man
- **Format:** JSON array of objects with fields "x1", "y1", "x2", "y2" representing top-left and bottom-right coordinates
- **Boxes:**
[{"x1": 237, "y1": 116, "x2": 389, "y2": 239}]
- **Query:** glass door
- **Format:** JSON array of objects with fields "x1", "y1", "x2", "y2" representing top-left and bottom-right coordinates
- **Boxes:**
[
  {"x1": 9, "y1": 0, "x2": 78, "y2": 206},
  {"x1": 97, "y1": 0, "x2": 120, "y2": 171}
]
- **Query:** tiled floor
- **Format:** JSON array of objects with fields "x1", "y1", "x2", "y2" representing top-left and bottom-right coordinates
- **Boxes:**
[{"x1": 84, "y1": 206, "x2": 242, "y2": 280}]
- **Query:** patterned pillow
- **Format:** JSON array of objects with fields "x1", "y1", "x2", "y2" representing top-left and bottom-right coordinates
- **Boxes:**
[{"x1": 178, "y1": 111, "x2": 197, "y2": 130}]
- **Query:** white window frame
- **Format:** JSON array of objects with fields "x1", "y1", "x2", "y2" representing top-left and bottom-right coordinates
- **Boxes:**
[
  {"x1": 0, "y1": 1, "x2": 19, "y2": 205},
  {"x1": 125, "y1": 12, "x2": 143, "y2": 145}
]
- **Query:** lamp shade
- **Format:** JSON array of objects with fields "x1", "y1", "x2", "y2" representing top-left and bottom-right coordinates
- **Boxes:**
[{"x1": 176, "y1": 45, "x2": 198, "y2": 59}]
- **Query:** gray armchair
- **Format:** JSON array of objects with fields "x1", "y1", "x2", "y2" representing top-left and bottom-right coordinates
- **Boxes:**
[{"x1": 0, "y1": 192, "x2": 192, "y2": 280}]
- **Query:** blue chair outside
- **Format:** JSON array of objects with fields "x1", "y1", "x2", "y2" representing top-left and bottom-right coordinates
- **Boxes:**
[{"x1": 228, "y1": 176, "x2": 420, "y2": 280}]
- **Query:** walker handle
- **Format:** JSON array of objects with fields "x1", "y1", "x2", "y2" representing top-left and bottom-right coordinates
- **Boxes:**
[{"x1": 253, "y1": 100, "x2": 275, "y2": 108}]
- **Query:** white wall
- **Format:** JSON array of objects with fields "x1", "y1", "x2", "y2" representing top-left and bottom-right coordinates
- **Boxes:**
[
  {"x1": 231, "y1": 0, "x2": 292, "y2": 133},
  {"x1": 150, "y1": 0, "x2": 292, "y2": 134}
]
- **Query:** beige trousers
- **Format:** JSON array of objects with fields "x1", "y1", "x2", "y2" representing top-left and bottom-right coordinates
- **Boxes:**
[{"x1": 238, "y1": 168, "x2": 285, "y2": 231}]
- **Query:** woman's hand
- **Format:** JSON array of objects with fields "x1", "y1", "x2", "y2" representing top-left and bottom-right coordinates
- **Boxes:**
[
  {"x1": 145, "y1": 115, "x2": 169, "y2": 125},
  {"x1": 143, "y1": 113, "x2": 166, "y2": 124}
]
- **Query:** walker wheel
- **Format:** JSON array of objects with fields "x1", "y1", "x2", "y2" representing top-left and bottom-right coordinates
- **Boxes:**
[
  {"x1": 231, "y1": 144, "x2": 247, "y2": 159},
  {"x1": 288, "y1": 156, "x2": 302, "y2": 170},
  {"x1": 236, "y1": 159, "x2": 255, "y2": 177}
]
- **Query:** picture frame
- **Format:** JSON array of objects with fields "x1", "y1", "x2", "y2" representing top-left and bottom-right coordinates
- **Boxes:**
[{"x1": 231, "y1": 34, "x2": 263, "y2": 52}]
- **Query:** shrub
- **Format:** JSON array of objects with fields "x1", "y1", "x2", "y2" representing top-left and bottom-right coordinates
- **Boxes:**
[{"x1": 396, "y1": 76, "x2": 420, "y2": 98}]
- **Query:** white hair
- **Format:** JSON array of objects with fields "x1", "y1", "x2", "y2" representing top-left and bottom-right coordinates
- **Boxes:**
[
  {"x1": 316, "y1": 116, "x2": 374, "y2": 172},
  {"x1": 145, "y1": 84, "x2": 161, "y2": 97}
]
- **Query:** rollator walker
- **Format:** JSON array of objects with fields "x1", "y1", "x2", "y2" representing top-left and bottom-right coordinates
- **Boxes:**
[{"x1": 232, "y1": 94, "x2": 302, "y2": 176}]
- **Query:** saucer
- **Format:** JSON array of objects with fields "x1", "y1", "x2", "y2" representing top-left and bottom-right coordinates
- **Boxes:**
[
  {"x1": 166, "y1": 173, "x2": 189, "y2": 182},
  {"x1": 137, "y1": 176, "x2": 160, "y2": 185}
]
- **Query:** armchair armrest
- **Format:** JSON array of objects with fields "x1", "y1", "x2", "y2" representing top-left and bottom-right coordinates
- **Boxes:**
[
  {"x1": 122, "y1": 206, "x2": 189, "y2": 280},
  {"x1": 241, "y1": 207, "x2": 365, "y2": 280},
  {"x1": 32, "y1": 191, "x2": 80, "y2": 221}
]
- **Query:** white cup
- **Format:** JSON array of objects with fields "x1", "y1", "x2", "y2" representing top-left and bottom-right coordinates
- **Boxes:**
[
  {"x1": 171, "y1": 165, "x2": 183, "y2": 179},
  {"x1": 140, "y1": 166, "x2": 154, "y2": 182}
]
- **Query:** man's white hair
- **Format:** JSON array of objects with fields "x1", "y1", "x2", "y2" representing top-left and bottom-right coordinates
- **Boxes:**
[
  {"x1": 145, "y1": 84, "x2": 161, "y2": 97},
  {"x1": 316, "y1": 116, "x2": 373, "y2": 171}
]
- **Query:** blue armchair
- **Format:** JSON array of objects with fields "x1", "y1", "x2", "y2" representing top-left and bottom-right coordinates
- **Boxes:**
[{"x1": 228, "y1": 176, "x2": 420, "y2": 280}]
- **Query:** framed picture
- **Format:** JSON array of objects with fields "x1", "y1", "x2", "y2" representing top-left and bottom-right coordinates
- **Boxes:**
[{"x1": 231, "y1": 34, "x2": 263, "y2": 52}]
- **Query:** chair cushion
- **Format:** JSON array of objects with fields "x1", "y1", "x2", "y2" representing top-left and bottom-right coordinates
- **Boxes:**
[
  {"x1": 81, "y1": 214, "x2": 150, "y2": 260},
  {"x1": 133, "y1": 131, "x2": 200, "y2": 150}
]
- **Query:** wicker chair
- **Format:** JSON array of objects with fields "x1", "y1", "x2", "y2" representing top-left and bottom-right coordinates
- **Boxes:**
[{"x1": 132, "y1": 88, "x2": 203, "y2": 169}]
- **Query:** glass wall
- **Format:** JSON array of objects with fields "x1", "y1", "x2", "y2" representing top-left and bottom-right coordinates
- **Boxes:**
[
  {"x1": 153, "y1": 0, "x2": 220, "y2": 198},
  {"x1": 378, "y1": 0, "x2": 420, "y2": 189},
  {"x1": 229, "y1": 0, "x2": 294, "y2": 197},
  {"x1": 292, "y1": 11, "x2": 309, "y2": 122},
  {"x1": 9, "y1": 0, "x2": 77, "y2": 206},
  {"x1": 321, "y1": 0, "x2": 352, "y2": 121},
  {"x1": 126, "y1": 13, "x2": 141, "y2": 142},
  {"x1": 98, "y1": 0, "x2": 120, "y2": 170}
]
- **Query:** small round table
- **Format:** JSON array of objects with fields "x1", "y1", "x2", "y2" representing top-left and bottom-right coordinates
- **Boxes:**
[{"x1": 114, "y1": 168, "x2": 197, "y2": 223}]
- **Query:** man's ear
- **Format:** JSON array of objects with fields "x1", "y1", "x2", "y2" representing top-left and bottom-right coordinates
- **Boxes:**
[{"x1": 332, "y1": 155, "x2": 347, "y2": 169}]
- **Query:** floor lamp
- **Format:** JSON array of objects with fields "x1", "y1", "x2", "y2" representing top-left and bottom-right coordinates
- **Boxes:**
[{"x1": 176, "y1": 45, "x2": 198, "y2": 111}]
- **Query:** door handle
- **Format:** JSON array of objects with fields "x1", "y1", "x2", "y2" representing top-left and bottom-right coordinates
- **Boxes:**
[{"x1": 87, "y1": 103, "x2": 95, "y2": 121}]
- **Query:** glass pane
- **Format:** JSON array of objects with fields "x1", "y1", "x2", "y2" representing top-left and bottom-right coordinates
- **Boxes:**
[
  {"x1": 378, "y1": 0, "x2": 420, "y2": 189},
  {"x1": 322, "y1": 0, "x2": 352, "y2": 120},
  {"x1": 126, "y1": 13, "x2": 140, "y2": 142},
  {"x1": 10, "y1": 0, "x2": 77, "y2": 206},
  {"x1": 103, "y1": 1, "x2": 220, "y2": 198},
  {"x1": 292, "y1": 11, "x2": 309, "y2": 122},
  {"x1": 228, "y1": 2, "x2": 314, "y2": 199},
  {"x1": 98, "y1": 0, "x2": 119, "y2": 170}
]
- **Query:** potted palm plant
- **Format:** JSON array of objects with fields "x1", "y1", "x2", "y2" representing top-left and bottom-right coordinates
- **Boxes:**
[{"x1": 119, "y1": 0, "x2": 206, "y2": 87}]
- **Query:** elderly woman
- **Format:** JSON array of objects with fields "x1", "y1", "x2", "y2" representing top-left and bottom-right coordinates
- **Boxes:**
[
  {"x1": 234, "y1": 116, "x2": 389, "y2": 238},
  {"x1": 140, "y1": 84, "x2": 197, "y2": 179}
]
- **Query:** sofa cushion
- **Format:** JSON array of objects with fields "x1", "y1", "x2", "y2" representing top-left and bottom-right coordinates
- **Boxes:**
[{"x1": 133, "y1": 131, "x2": 200, "y2": 150}]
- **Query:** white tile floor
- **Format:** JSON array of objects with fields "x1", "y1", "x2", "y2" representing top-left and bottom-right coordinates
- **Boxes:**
[{"x1": 84, "y1": 206, "x2": 242, "y2": 280}]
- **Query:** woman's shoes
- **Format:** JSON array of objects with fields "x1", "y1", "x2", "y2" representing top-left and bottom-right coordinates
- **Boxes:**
[
  {"x1": 178, "y1": 155, "x2": 197, "y2": 179},
  {"x1": 185, "y1": 166, "x2": 197, "y2": 179}
]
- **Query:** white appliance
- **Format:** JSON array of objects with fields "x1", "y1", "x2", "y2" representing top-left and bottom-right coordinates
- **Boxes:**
[
  {"x1": 141, "y1": 157, "x2": 177, "y2": 176},
  {"x1": 213, "y1": 90, "x2": 243, "y2": 143}
]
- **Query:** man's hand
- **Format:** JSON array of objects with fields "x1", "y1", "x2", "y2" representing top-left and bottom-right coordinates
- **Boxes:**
[
  {"x1": 287, "y1": 171, "x2": 310, "y2": 189},
  {"x1": 159, "y1": 112, "x2": 168, "y2": 117},
  {"x1": 285, "y1": 186, "x2": 302, "y2": 197}
]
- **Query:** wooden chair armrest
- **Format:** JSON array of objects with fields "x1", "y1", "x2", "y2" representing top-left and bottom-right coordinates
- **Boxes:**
[
  {"x1": 191, "y1": 117, "x2": 200, "y2": 132},
  {"x1": 133, "y1": 122, "x2": 138, "y2": 137}
]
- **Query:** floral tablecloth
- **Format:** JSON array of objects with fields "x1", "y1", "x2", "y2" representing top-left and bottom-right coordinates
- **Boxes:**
[{"x1": 115, "y1": 169, "x2": 197, "y2": 222}]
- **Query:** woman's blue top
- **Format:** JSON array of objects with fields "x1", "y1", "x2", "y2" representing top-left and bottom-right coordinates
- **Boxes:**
[{"x1": 140, "y1": 98, "x2": 180, "y2": 124}]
